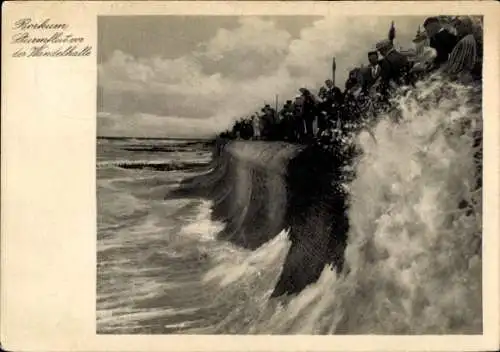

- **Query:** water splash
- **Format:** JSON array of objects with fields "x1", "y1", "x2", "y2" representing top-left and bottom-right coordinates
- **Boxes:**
[
  {"x1": 242, "y1": 78, "x2": 482, "y2": 334},
  {"x1": 98, "y1": 77, "x2": 482, "y2": 335}
]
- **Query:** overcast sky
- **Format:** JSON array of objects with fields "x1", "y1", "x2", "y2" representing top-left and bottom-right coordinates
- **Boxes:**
[{"x1": 97, "y1": 15, "x2": 426, "y2": 138}]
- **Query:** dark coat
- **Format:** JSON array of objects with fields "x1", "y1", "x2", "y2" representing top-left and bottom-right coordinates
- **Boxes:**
[
  {"x1": 379, "y1": 50, "x2": 411, "y2": 86},
  {"x1": 429, "y1": 29, "x2": 458, "y2": 68},
  {"x1": 360, "y1": 64, "x2": 382, "y2": 92},
  {"x1": 301, "y1": 94, "x2": 318, "y2": 121}
]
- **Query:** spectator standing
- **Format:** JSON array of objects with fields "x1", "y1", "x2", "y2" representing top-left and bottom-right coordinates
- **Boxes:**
[
  {"x1": 279, "y1": 100, "x2": 295, "y2": 141},
  {"x1": 423, "y1": 17, "x2": 458, "y2": 70},
  {"x1": 360, "y1": 51, "x2": 382, "y2": 94},
  {"x1": 376, "y1": 39, "x2": 411, "y2": 83},
  {"x1": 259, "y1": 106, "x2": 272, "y2": 139},
  {"x1": 323, "y1": 79, "x2": 344, "y2": 130},
  {"x1": 344, "y1": 68, "x2": 361, "y2": 93},
  {"x1": 261, "y1": 104, "x2": 279, "y2": 140},
  {"x1": 298, "y1": 88, "x2": 319, "y2": 140},
  {"x1": 293, "y1": 95, "x2": 306, "y2": 141},
  {"x1": 408, "y1": 29, "x2": 437, "y2": 81},
  {"x1": 317, "y1": 87, "x2": 331, "y2": 136},
  {"x1": 443, "y1": 16, "x2": 477, "y2": 84},
  {"x1": 251, "y1": 115, "x2": 261, "y2": 140},
  {"x1": 325, "y1": 79, "x2": 342, "y2": 100},
  {"x1": 375, "y1": 39, "x2": 411, "y2": 100}
]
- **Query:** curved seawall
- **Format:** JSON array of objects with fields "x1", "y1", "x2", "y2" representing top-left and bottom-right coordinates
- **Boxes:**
[
  {"x1": 169, "y1": 80, "x2": 482, "y2": 334},
  {"x1": 173, "y1": 139, "x2": 350, "y2": 296}
]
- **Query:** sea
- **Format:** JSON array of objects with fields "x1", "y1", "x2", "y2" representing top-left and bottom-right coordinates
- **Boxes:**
[
  {"x1": 96, "y1": 138, "x2": 289, "y2": 334},
  {"x1": 97, "y1": 79, "x2": 482, "y2": 335}
]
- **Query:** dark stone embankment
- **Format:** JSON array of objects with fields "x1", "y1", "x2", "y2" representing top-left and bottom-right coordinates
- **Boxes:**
[{"x1": 170, "y1": 139, "x2": 351, "y2": 297}]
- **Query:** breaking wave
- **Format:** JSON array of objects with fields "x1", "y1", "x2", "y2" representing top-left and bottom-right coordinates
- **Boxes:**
[{"x1": 172, "y1": 77, "x2": 482, "y2": 334}]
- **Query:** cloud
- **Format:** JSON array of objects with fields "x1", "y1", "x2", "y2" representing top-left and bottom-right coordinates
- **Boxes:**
[
  {"x1": 200, "y1": 17, "x2": 292, "y2": 79},
  {"x1": 97, "y1": 111, "x2": 220, "y2": 138},
  {"x1": 283, "y1": 16, "x2": 426, "y2": 86},
  {"x1": 98, "y1": 16, "x2": 426, "y2": 137}
]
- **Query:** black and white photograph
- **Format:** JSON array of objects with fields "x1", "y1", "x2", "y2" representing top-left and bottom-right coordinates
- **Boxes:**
[
  {"x1": 93, "y1": 13, "x2": 484, "y2": 335},
  {"x1": 5, "y1": 0, "x2": 500, "y2": 350}
]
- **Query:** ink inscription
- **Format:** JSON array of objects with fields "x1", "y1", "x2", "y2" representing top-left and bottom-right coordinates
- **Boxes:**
[{"x1": 11, "y1": 18, "x2": 92, "y2": 58}]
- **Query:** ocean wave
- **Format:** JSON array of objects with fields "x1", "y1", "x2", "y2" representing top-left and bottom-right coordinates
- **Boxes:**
[{"x1": 170, "y1": 77, "x2": 482, "y2": 334}]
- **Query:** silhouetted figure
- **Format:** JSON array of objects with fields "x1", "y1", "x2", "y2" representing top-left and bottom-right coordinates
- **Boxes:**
[
  {"x1": 259, "y1": 105, "x2": 278, "y2": 140},
  {"x1": 344, "y1": 68, "x2": 360, "y2": 93},
  {"x1": 325, "y1": 79, "x2": 340, "y2": 95},
  {"x1": 251, "y1": 115, "x2": 261, "y2": 140},
  {"x1": 317, "y1": 87, "x2": 331, "y2": 136},
  {"x1": 360, "y1": 51, "x2": 382, "y2": 93},
  {"x1": 324, "y1": 80, "x2": 343, "y2": 106},
  {"x1": 280, "y1": 100, "x2": 296, "y2": 141},
  {"x1": 293, "y1": 95, "x2": 306, "y2": 141},
  {"x1": 239, "y1": 118, "x2": 254, "y2": 140},
  {"x1": 298, "y1": 88, "x2": 318, "y2": 141},
  {"x1": 423, "y1": 17, "x2": 458, "y2": 70},
  {"x1": 318, "y1": 86, "x2": 328, "y2": 101},
  {"x1": 376, "y1": 39, "x2": 411, "y2": 99},
  {"x1": 318, "y1": 80, "x2": 343, "y2": 133},
  {"x1": 407, "y1": 27, "x2": 437, "y2": 82}
]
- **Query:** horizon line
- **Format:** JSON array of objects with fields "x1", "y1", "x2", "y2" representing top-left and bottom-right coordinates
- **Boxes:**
[{"x1": 97, "y1": 136, "x2": 215, "y2": 140}]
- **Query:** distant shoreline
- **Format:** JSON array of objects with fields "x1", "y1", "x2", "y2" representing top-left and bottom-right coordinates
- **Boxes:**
[{"x1": 97, "y1": 136, "x2": 214, "y2": 141}]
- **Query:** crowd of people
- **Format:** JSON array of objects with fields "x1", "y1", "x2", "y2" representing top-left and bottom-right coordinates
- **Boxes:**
[{"x1": 218, "y1": 16, "x2": 483, "y2": 147}]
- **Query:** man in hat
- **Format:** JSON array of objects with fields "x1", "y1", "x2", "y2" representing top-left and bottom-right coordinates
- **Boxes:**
[
  {"x1": 359, "y1": 51, "x2": 382, "y2": 94},
  {"x1": 251, "y1": 114, "x2": 261, "y2": 140},
  {"x1": 324, "y1": 79, "x2": 341, "y2": 98},
  {"x1": 423, "y1": 16, "x2": 458, "y2": 70},
  {"x1": 279, "y1": 100, "x2": 295, "y2": 141},
  {"x1": 344, "y1": 67, "x2": 363, "y2": 96},
  {"x1": 298, "y1": 88, "x2": 319, "y2": 140},
  {"x1": 316, "y1": 87, "x2": 330, "y2": 137},
  {"x1": 319, "y1": 79, "x2": 340, "y2": 107},
  {"x1": 293, "y1": 95, "x2": 306, "y2": 141},
  {"x1": 320, "y1": 79, "x2": 344, "y2": 131},
  {"x1": 375, "y1": 38, "x2": 411, "y2": 92},
  {"x1": 408, "y1": 29, "x2": 437, "y2": 80},
  {"x1": 258, "y1": 105, "x2": 273, "y2": 140}
]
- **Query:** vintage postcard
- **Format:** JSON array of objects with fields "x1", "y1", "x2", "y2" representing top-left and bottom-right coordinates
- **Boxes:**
[{"x1": 1, "y1": 1, "x2": 499, "y2": 351}]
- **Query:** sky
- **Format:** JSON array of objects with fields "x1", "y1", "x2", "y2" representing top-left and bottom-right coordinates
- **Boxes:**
[{"x1": 97, "y1": 15, "x2": 427, "y2": 138}]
